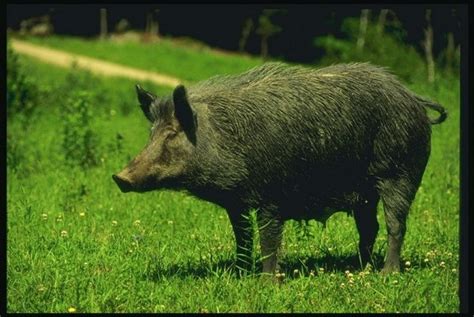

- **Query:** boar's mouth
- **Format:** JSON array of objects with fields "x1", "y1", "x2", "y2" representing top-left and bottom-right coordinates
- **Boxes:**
[
  {"x1": 112, "y1": 174, "x2": 133, "y2": 193},
  {"x1": 112, "y1": 174, "x2": 156, "y2": 193}
]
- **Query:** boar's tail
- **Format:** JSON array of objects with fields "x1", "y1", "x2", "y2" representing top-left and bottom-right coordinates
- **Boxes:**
[{"x1": 416, "y1": 96, "x2": 448, "y2": 124}]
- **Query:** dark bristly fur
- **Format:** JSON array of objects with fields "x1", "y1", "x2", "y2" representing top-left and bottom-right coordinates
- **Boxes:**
[{"x1": 113, "y1": 62, "x2": 447, "y2": 275}]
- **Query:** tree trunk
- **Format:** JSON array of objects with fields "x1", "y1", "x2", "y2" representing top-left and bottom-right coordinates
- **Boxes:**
[
  {"x1": 145, "y1": 12, "x2": 151, "y2": 34},
  {"x1": 239, "y1": 18, "x2": 253, "y2": 52},
  {"x1": 357, "y1": 9, "x2": 370, "y2": 51},
  {"x1": 423, "y1": 9, "x2": 435, "y2": 83},
  {"x1": 151, "y1": 20, "x2": 159, "y2": 38},
  {"x1": 445, "y1": 32, "x2": 455, "y2": 71},
  {"x1": 150, "y1": 10, "x2": 159, "y2": 38},
  {"x1": 100, "y1": 8, "x2": 107, "y2": 40},
  {"x1": 150, "y1": 20, "x2": 159, "y2": 37},
  {"x1": 377, "y1": 9, "x2": 389, "y2": 34}
]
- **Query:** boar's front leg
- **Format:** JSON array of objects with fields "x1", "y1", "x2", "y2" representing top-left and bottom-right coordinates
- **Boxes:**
[
  {"x1": 258, "y1": 207, "x2": 283, "y2": 275},
  {"x1": 227, "y1": 209, "x2": 254, "y2": 274},
  {"x1": 353, "y1": 191, "x2": 380, "y2": 267}
]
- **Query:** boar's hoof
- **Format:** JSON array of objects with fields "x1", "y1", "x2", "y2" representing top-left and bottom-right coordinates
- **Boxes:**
[{"x1": 380, "y1": 263, "x2": 400, "y2": 274}]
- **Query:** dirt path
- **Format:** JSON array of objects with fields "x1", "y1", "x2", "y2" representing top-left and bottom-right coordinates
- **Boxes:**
[{"x1": 11, "y1": 39, "x2": 182, "y2": 88}]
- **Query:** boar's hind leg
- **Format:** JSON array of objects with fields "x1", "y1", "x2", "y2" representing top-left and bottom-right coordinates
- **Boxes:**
[
  {"x1": 258, "y1": 207, "x2": 283, "y2": 275},
  {"x1": 378, "y1": 176, "x2": 418, "y2": 274},
  {"x1": 227, "y1": 209, "x2": 254, "y2": 274},
  {"x1": 353, "y1": 191, "x2": 380, "y2": 268}
]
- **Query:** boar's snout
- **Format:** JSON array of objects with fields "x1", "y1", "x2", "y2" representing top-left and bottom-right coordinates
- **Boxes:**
[{"x1": 112, "y1": 174, "x2": 134, "y2": 193}]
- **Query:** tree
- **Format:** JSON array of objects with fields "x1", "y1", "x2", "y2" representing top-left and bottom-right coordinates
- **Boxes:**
[
  {"x1": 239, "y1": 18, "x2": 254, "y2": 53},
  {"x1": 422, "y1": 9, "x2": 435, "y2": 83},
  {"x1": 356, "y1": 9, "x2": 370, "y2": 51},
  {"x1": 377, "y1": 9, "x2": 389, "y2": 34},
  {"x1": 100, "y1": 8, "x2": 108, "y2": 39},
  {"x1": 114, "y1": 18, "x2": 130, "y2": 34},
  {"x1": 445, "y1": 32, "x2": 455, "y2": 72},
  {"x1": 19, "y1": 14, "x2": 54, "y2": 36},
  {"x1": 256, "y1": 9, "x2": 282, "y2": 59},
  {"x1": 145, "y1": 8, "x2": 160, "y2": 40}
]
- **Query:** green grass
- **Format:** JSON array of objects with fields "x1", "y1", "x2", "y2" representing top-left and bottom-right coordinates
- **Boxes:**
[
  {"x1": 7, "y1": 39, "x2": 460, "y2": 313},
  {"x1": 20, "y1": 34, "x2": 265, "y2": 82}
]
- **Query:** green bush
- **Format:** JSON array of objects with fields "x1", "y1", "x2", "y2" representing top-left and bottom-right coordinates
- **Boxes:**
[
  {"x1": 7, "y1": 41, "x2": 39, "y2": 118},
  {"x1": 62, "y1": 91, "x2": 100, "y2": 169},
  {"x1": 436, "y1": 33, "x2": 460, "y2": 77},
  {"x1": 61, "y1": 64, "x2": 102, "y2": 103},
  {"x1": 314, "y1": 17, "x2": 427, "y2": 83},
  {"x1": 7, "y1": 132, "x2": 27, "y2": 175}
]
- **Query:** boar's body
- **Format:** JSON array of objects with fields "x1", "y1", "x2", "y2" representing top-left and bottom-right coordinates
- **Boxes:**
[
  {"x1": 114, "y1": 62, "x2": 446, "y2": 275},
  {"x1": 185, "y1": 63, "x2": 428, "y2": 217}
]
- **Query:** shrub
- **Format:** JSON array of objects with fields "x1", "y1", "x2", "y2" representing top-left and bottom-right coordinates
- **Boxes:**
[
  {"x1": 314, "y1": 17, "x2": 427, "y2": 84},
  {"x1": 7, "y1": 132, "x2": 27, "y2": 175},
  {"x1": 7, "y1": 41, "x2": 39, "y2": 118},
  {"x1": 62, "y1": 91, "x2": 100, "y2": 169}
]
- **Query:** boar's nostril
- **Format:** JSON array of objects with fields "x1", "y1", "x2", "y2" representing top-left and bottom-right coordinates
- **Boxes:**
[{"x1": 112, "y1": 174, "x2": 133, "y2": 193}]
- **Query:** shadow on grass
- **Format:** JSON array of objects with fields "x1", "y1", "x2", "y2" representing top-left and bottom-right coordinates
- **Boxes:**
[
  {"x1": 144, "y1": 258, "x2": 236, "y2": 281},
  {"x1": 280, "y1": 253, "x2": 385, "y2": 276},
  {"x1": 144, "y1": 252, "x2": 388, "y2": 281}
]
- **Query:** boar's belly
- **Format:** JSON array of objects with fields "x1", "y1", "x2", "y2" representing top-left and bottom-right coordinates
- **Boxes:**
[{"x1": 279, "y1": 191, "x2": 363, "y2": 222}]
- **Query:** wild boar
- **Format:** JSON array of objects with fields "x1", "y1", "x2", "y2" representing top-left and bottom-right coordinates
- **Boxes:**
[{"x1": 113, "y1": 62, "x2": 447, "y2": 275}]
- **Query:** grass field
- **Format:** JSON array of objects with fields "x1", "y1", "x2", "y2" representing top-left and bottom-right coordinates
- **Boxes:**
[
  {"x1": 7, "y1": 35, "x2": 460, "y2": 313},
  {"x1": 21, "y1": 34, "x2": 265, "y2": 82}
]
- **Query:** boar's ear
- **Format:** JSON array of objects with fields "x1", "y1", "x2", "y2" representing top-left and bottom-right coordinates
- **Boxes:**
[
  {"x1": 136, "y1": 84, "x2": 156, "y2": 122},
  {"x1": 173, "y1": 85, "x2": 197, "y2": 145}
]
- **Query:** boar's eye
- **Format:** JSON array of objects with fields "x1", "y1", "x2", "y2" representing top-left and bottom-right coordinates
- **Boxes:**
[{"x1": 165, "y1": 129, "x2": 178, "y2": 140}]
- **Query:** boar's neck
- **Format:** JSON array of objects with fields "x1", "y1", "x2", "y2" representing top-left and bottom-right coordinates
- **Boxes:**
[{"x1": 178, "y1": 102, "x2": 249, "y2": 208}]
